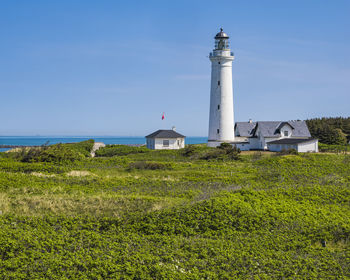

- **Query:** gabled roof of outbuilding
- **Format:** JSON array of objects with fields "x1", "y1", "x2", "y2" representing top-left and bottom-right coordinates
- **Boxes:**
[
  {"x1": 235, "y1": 120, "x2": 311, "y2": 138},
  {"x1": 146, "y1": 130, "x2": 185, "y2": 138}
]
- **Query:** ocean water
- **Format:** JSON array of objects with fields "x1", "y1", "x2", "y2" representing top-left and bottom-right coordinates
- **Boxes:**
[{"x1": 0, "y1": 136, "x2": 207, "y2": 152}]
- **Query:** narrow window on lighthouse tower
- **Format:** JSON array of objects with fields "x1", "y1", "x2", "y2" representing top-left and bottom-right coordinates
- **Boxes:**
[
  {"x1": 218, "y1": 105, "x2": 220, "y2": 110},
  {"x1": 218, "y1": 81, "x2": 220, "y2": 86},
  {"x1": 217, "y1": 129, "x2": 220, "y2": 134}
]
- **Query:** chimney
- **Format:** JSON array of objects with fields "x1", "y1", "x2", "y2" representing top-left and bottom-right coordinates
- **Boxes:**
[
  {"x1": 248, "y1": 119, "x2": 252, "y2": 123},
  {"x1": 172, "y1": 126, "x2": 176, "y2": 131}
]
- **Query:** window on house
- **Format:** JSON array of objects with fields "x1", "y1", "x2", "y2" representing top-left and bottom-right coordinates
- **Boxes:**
[
  {"x1": 218, "y1": 62, "x2": 220, "y2": 64},
  {"x1": 218, "y1": 81, "x2": 220, "y2": 86},
  {"x1": 163, "y1": 140, "x2": 169, "y2": 147},
  {"x1": 284, "y1": 131, "x2": 288, "y2": 137},
  {"x1": 177, "y1": 140, "x2": 180, "y2": 146},
  {"x1": 217, "y1": 129, "x2": 220, "y2": 134},
  {"x1": 217, "y1": 104, "x2": 220, "y2": 110}
]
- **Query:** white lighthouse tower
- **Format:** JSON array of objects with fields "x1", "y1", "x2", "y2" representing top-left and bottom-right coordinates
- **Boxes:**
[{"x1": 208, "y1": 28, "x2": 235, "y2": 147}]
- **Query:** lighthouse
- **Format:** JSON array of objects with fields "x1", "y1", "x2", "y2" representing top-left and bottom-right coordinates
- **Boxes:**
[{"x1": 208, "y1": 28, "x2": 235, "y2": 147}]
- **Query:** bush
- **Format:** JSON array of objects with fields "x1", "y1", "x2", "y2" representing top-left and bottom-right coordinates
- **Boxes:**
[
  {"x1": 319, "y1": 143, "x2": 350, "y2": 153},
  {"x1": 217, "y1": 142, "x2": 232, "y2": 150},
  {"x1": 95, "y1": 145, "x2": 148, "y2": 157},
  {"x1": 182, "y1": 145, "x2": 200, "y2": 157},
  {"x1": 276, "y1": 148, "x2": 298, "y2": 156},
  {"x1": 128, "y1": 161, "x2": 172, "y2": 170},
  {"x1": 199, "y1": 148, "x2": 227, "y2": 160},
  {"x1": 67, "y1": 139, "x2": 95, "y2": 157},
  {"x1": 36, "y1": 144, "x2": 86, "y2": 163},
  {"x1": 307, "y1": 117, "x2": 350, "y2": 144},
  {"x1": 199, "y1": 143, "x2": 241, "y2": 161},
  {"x1": 6, "y1": 140, "x2": 95, "y2": 163},
  {"x1": 252, "y1": 151, "x2": 263, "y2": 162}
]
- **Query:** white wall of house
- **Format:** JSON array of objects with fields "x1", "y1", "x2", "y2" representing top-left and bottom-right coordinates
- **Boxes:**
[
  {"x1": 234, "y1": 143, "x2": 250, "y2": 151},
  {"x1": 263, "y1": 137, "x2": 280, "y2": 150},
  {"x1": 252, "y1": 124, "x2": 294, "y2": 150},
  {"x1": 254, "y1": 127, "x2": 278, "y2": 150},
  {"x1": 146, "y1": 138, "x2": 155, "y2": 150},
  {"x1": 147, "y1": 138, "x2": 185, "y2": 150},
  {"x1": 268, "y1": 144, "x2": 297, "y2": 152},
  {"x1": 248, "y1": 138, "x2": 260, "y2": 150},
  {"x1": 267, "y1": 140, "x2": 318, "y2": 153},
  {"x1": 297, "y1": 140, "x2": 318, "y2": 153}
]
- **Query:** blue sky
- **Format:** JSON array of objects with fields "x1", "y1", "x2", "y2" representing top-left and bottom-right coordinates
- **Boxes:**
[{"x1": 1, "y1": 0, "x2": 349, "y2": 136}]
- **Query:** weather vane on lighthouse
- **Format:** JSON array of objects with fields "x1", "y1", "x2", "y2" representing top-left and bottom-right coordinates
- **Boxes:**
[{"x1": 207, "y1": 28, "x2": 235, "y2": 147}]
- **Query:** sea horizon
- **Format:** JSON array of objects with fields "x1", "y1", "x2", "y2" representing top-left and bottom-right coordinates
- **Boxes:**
[
  {"x1": 0, "y1": 136, "x2": 208, "y2": 152},
  {"x1": 0, "y1": 135, "x2": 206, "y2": 138}
]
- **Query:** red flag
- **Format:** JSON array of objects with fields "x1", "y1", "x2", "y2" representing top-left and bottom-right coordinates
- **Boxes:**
[{"x1": 162, "y1": 112, "x2": 165, "y2": 120}]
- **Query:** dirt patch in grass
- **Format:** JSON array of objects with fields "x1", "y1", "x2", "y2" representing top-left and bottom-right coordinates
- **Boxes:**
[
  {"x1": 66, "y1": 171, "x2": 95, "y2": 177},
  {"x1": 31, "y1": 172, "x2": 56, "y2": 178}
]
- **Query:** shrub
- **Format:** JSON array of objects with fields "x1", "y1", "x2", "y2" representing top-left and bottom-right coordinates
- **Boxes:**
[
  {"x1": 199, "y1": 148, "x2": 227, "y2": 160},
  {"x1": 182, "y1": 145, "x2": 200, "y2": 157},
  {"x1": 276, "y1": 148, "x2": 298, "y2": 156},
  {"x1": 251, "y1": 151, "x2": 263, "y2": 162},
  {"x1": 128, "y1": 161, "x2": 172, "y2": 170},
  {"x1": 6, "y1": 140, "x2": 95, "y2": 163},
  {"x1": 19, "y1": 147, "x2": 45, "y2": 162},
  {"x1": 217, "y1": 142, "x2": 232, "y2": 150},
  {"x1": 95, "y1": 145, "x2": 148, "y2": 157},
  {"x1": 36, "y1": 144, "x2": 86, "y2": 163},
  {"x1": 67, "y1": 139, "x2": 95, "y2": 157},
  {"x1": 319, "y1": 143, "x2": 350, "y2": 153},
  {"x1": 199, "y1": 144, "x2": 241, "y2": 161}
]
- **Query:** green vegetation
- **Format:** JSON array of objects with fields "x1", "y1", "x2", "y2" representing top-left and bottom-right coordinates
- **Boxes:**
[
  {"x1": 95, "y1": 144, "x2": 148, "y2": 157},
  {"x1": 307, "y1": 117, "x2": 350, "y2": 144},
  {"x1": 7, "y1": 140, "x2": 95, "y2": 163},
  {"x1": 0, "y1": 142, "x2": 349, "y2": 279},
  {"x1": 319, "y1": 143, "x2": 350, "y2": 153}
]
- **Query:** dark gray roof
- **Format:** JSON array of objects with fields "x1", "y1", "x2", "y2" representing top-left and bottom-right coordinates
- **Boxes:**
[
  {"x1": 146, "y1": 130, "x2": 185, "y2": 138},
  {"x1": 275, "y1": 122, "x2": 294, "y2": 132},
  {"x1": 288, "y1": 121, "x2": 311, "y2": 137},
  {"x1": 215, "y1": 28, "x2": 229, "y2": 39},
  {"x1": 235, "y1": 122, "x2": 256, "y2": 137},
  {"x1": 267, "y1": 138, "x2": 316, "y2": 145},
  {"x1": 235, "y1": 120, "x2": 311, "y2": 138}
]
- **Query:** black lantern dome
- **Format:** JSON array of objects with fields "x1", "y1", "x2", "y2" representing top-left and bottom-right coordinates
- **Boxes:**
[{"x1": 214, "y1": 28, "x2": 229, "y2": 39}]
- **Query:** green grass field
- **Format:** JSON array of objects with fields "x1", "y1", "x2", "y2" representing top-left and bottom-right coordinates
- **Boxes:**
[{"x1": 0, "y1": 142, "x2": 349, "y2": 279}]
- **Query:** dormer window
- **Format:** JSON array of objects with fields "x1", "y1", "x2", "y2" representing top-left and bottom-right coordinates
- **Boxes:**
[{"x1": 284, "y1": 131, "x2": 288, "y2": 137}]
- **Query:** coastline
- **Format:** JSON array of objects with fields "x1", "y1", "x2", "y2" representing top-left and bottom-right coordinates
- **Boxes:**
[{"x1": 0, "y1": 136, "x2": 208, "y2": 152}]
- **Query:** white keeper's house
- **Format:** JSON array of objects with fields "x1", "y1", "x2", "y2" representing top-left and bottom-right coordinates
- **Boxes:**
[
  {"x1": 235, "y1": 120, "x2": 318, "y2": 152},
  {"x1": 146, "y1": 128, "x2": 185, "y2": 150},
  {"x1": 207, "y1": 28, "x2": 318, "y2": 152}
]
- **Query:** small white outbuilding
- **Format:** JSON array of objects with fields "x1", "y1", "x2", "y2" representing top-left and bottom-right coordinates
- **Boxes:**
[
  {"x1": 267, "y1": 138, "x2": 319, "y2": 153},
  {"x1": 146, "y1": 129, "x2": 185, "y2": 150}
]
